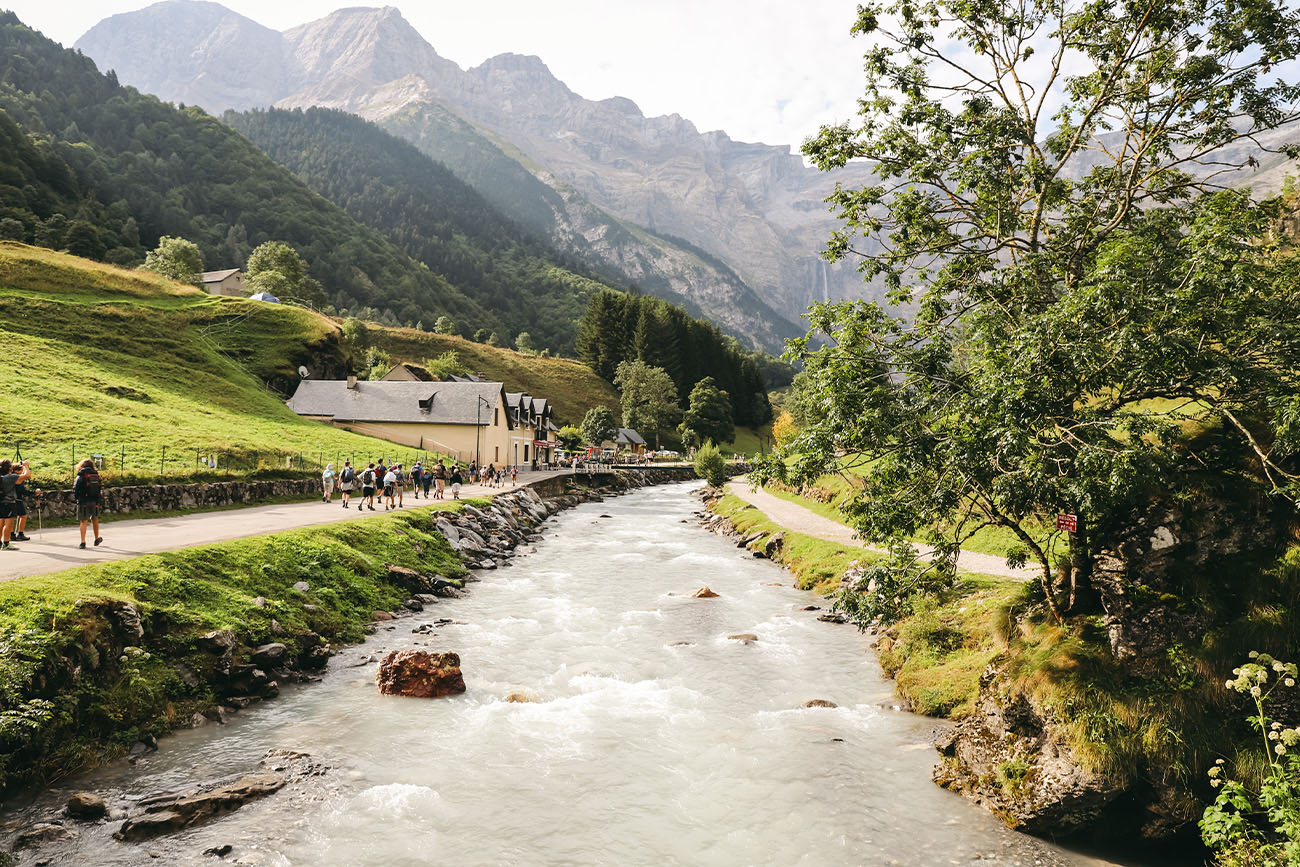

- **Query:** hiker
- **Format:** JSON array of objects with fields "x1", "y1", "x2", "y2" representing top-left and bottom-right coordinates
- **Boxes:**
[
  {"x1": 0, "y1": 459, "x2": 31, "y2": 550},
  {"x1": 449, "y1": 465, "x2": 462, "y2": 500},
  {"x1": 360, "y1": 463, "x2": 377, "y2": 511},
  {"x1": 12, "y1": 472, "x2": 31, "y2": 542},
  {"x1": 73, "y1": 458, "x2": 103, "y2": 549},
  {"x1": 394, "y1": 463, "x2": 405, "y2": 508},
  {"x1": 422, "y1": 464, "x2": 433, "y2": 498},
  {"x1": 338, "y1": 460, "x2": 355, "y2": 508},
  {"x1": 410, "y1": 462, "x2": 423, "y2": 499},
  {"x1": 435, "y1": 460, "x2": 447, "y2": 500},
  {"x1": 382, "y1": 465, "x2": 397, "y2": 510},
  {"x1": 510, "y1": 464, "x2": 518, "y2": 486},
  {"x1": 322, "y1": 463, "x2": 336, "y2": 503}
]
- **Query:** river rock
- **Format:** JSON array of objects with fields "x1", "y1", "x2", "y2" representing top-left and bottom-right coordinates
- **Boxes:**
[
  {"x1": 116, "y1": 773, "x2": 286, "y2": 841},
  {"x1": 251, "y1": 643, "x2": 287, "y2": 667},
  {"x1": 14, "y1": 822, "x2": 73, "y2": 849},
  {"x1": 435, "y1": 518, "x2": 460, "y2": 544},
  {"x1": 504, "y1": 690, "x2": 539, "y2": 703},
  {"x1": 727, "y1": 633, "x2": 759, "y2": 643},
  {"x1": 817, "y1": 613, "x2": 849, "y2": 624},
  {"x1": 197, "y1": 629, "x2": 236, "y2": 657},
  {"x1": 292, "y1": 581, "x2": 310, "y2": 593},
  {"x1": 376, "y1": 650, "x2": 466, "y2": 698},
  {"x1": 691, "y1": 587, "x2": 720, "y2": 598},
  {"x1": 803, "y1": 699, "x2": 838, "y2": 708},
  {"x1": 66, "y1": 792, "x2": 108, "y2": 820},
  {"x1": 372, "y1": 610, "x2": 395, "y2": 621}
]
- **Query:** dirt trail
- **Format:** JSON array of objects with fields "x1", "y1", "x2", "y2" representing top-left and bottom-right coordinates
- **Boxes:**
[{"x1": 724, "y1": 478, "x2": 1034, "y2": 580}]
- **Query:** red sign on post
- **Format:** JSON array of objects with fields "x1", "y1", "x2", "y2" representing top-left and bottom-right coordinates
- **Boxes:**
[{"x1": 1056, "y1": 514, "x2": 1079, "y2": 533}]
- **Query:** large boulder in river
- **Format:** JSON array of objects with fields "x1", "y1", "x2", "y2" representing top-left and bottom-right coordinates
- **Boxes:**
[
  {"x1": 66, "y1": 792, "x2": 108, "y2": 820},
  {"x1": 691, "y1": 587, "x2": 720, "y2": 598},
  {"x1": 376, "y1": 650, "x2": 466, "y2": 698},
  {"x1": 115, "y1": 774, "x2": 286, "y2": 841}
]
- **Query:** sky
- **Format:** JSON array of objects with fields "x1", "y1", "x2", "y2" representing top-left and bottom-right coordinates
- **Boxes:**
[{"x1": 6, "y1": 0, "x2": 870, "y2": 148}]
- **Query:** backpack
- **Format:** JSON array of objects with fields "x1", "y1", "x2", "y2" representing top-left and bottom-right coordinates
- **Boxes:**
[
  {"x1": 82, "y1": 468, "x2": 102, "y2": 500},
  {"x1": 340, "y1": 466, "x2": 355, "y2": 483},
  {"x1": 362, "y1": 469, "x2": 375, "y2": 486}
]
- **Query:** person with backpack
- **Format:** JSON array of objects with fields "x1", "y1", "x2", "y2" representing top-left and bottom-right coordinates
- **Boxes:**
[
  {"x1": 338, "y1": 460, "x2": 355, "y2": 508},
  {"x1": 422, "y1": 464, "x2": 434, "y2": 498},
  {"x1": 449, "y1": 464, "x2": 463, "y2": 500},
  {"x1": 360, "y1": 463, "x2": 377, "y2": 511},
  {"x1": 11, "y1": 473, "x2": 32, "y2": 542},
  {"x1": 394, "y1": 463, "x2": 406, "y2": 508},
  {"x1": 73, "y1": 458, "x2": 103, "y2": 549},
  {"x1": 382, "y1": 465, "x2": 397, "y2": 510},
  {"x1": 410, "y1": 462, "x2": 423, "y2": 500},
  {"x1": 0, "y1": 459, "x2": 31, "y2": 550},
  {"x1": 322, "y1": 463, "x2": 336, "y2": 503},
  {"x1": 434, "y1": 460, "x2": 447, "y2": 500}
]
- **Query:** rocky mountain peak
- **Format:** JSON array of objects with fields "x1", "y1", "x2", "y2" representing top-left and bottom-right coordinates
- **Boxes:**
[{"x1": 284, "y1": 5, "x2": 458, "y2": 90}]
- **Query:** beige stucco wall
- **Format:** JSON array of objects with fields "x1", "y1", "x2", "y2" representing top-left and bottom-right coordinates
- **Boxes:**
[
  {"x1": 324, "y1": 394, "x2": 514, "y2": 464},
  {"x1": 206, "y1": 273, "x2": 246, "y2": 297}
]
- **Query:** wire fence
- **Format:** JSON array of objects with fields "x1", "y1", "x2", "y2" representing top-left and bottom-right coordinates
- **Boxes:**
[{"x1": 3, "y1": 440, "x2": 449, "y2": 488}]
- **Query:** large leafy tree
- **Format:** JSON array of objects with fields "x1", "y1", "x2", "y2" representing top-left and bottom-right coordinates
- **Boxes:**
[
  {"x1": 684, "y1": 377, "x2": 734, "y2": 447},
  {"x1": 141, "y1": 236, "x2": 203, "y2": 286},
  {"x1": 580, "y1": 406, "x2": 618, "y2": 448},
  {"x1": 246, "y1": 241, "x2": 325, "y2": 307},
  {"x1": 614, "y1": 360, "x2": 681, "y2": 449},
  {"x1": 757, "y1": 0, "x2": 1300, "y2": 620}
]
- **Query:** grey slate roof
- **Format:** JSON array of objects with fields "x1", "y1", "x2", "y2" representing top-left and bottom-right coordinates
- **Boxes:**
[
  {"x1": 201, "y1": 268, "x2": 240, "y2": 282},
  {"x1": 616, "y1": 428, "x2": 647, "y2": 446},
  {"x1": 287, "y1": 380, "x2": 511, "y2": 427}
]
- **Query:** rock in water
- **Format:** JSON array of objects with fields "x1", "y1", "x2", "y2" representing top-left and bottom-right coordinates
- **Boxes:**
[
  {"x1": 727, "y1": 633, "x2": 759, "y2": 644},
  {"x1": 376, "y1": 650, "x2": 466, "y2": 698},
  {"x1": 504, "y1": 690, "x2": 539, "y2": 703},
  {"x1": 691, "y1": 587, "x2": 720, "y2": 598},
  {"x1": 66, "y1": 792, "x2": 108, "y2": 820},
  {"x1": 804, "y1": 699, "x2": 838, "y2": 708},
  {"x1": 114, "y1": 774, "x2": 286, "y2": 841}
]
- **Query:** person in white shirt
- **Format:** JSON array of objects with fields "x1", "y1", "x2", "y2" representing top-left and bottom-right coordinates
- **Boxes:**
[{"x1": 383, "y1": 467, "x2": 398, "y2": 510}]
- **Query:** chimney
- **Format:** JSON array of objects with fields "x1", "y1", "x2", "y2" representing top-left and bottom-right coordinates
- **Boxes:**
[{"x1": 346, "y1": 375, "x2": 358, "y2": 389}]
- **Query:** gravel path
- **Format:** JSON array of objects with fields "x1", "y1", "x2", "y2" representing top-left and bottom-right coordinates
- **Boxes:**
[
  {"x1": 724, "y1": 478, "x2": 1035, "y2": 580},
  {"x1": 0, "y1": 470, "x2": 571, "y2": 582}
]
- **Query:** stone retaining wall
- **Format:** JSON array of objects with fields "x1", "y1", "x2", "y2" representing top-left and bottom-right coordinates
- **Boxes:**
[{"x1": 31, "y1": 479, "x2": 322, "y2": 521}]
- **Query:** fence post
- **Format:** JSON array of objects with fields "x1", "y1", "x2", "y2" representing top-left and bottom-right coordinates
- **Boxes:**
[
  {"x1": 161, "y1": 445, "x2": 166, "y2": 480},
  {"x1": 120, "y1": 445, "x2": 126, "y2": 475},
  {"x1": 195, "y1": 447, "x2": 200, "y2": 474}
]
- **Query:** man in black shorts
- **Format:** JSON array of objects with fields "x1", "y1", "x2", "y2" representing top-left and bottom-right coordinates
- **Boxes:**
[
  {"x1": 0, "y1": 459, "x2": 30, "y2": 550},
  {"x1": 360, "y1": 463, "x2": 377, "y2": 511},
  {"x1": 11, "y1": 473, "x2": 31, "y2": 542}
]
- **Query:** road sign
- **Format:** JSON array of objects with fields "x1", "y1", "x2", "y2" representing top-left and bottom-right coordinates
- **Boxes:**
[{"x1": 1056, "y1": 514, "x2": 1078, "y2": 533}]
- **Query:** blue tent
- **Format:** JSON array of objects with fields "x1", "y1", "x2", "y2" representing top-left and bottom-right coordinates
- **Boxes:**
[{"x1": 249, "y1": 291, "x2": 280, "y2": 303}]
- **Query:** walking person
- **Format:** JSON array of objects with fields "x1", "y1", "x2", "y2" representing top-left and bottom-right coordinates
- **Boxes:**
[
  {"x1": 0, "y1": 459, "x2": 31, "y2": 550},
  {"x1": 338, "y1": 460, "x2": 355, "y2": 508},
  {"x1": 422, "y1": 464, "x2": 433, "y2": 498},
  {"x1": 11, "y1": 472, "x2": 32, "y2": 542},
  {"x1": 382, "y1": 465, "x2": 397, "y2": 510},
  {"x1": 394, "y1": 463, "x2": 405, "y2": 508},
  {"x1": 450, "y1": 464, "x2": 462, "y2": 500},
  {"x1": 410, "y1": 462, "x2": 423, "y2": 500},
  {"x1": 361, "y1": 463, "x2": 377, "y2": 511},
  {"x1": 435, "y1": 460, "x2": 447, "y2": 500},
  {"x1": 322, "y1": 463, "x2": 336, "y2": 503},
  {"x1": 73, "y1": 458, "x2": 103, "y2": 549},
  {"x1": 510, "y1": 464, "x2": 518, "y2": 486}
]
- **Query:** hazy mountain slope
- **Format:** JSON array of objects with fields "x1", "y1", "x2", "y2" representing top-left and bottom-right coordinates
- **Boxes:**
[
  {"x1": 225, "y1": 106, "x2": 614, "y2": 353},
  {"x1": 1, "y1": 10, "x2": 502, "y2": 334}
]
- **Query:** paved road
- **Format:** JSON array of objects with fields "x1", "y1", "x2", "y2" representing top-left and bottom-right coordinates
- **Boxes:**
[
  {"x1": 0, "y1": 470, "x2": 570, "y2": 582},
  {"x1": 724, "y1": 478, "x2": 1035, "y2": 580}
]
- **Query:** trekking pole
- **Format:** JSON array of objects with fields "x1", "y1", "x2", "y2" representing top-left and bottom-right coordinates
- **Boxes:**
[{"x1": 34, "y1": 490, "x2": 42, "y2": 541}]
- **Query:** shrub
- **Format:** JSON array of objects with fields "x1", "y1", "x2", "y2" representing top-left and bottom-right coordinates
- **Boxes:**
[{"x1": 694, "y1": 441, "x2": 725, "y2": 487}]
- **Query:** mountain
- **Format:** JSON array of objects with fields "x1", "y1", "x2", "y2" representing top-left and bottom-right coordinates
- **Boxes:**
[
  {"x1": 225, "y1": 106, "x2": 613, "y2": 354},
  {"x1": 74, "y1": 2, "x2": 857, "y2": 346}
]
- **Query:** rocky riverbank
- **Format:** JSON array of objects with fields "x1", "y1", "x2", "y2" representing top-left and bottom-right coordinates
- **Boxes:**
[{"x1": 0, "y1": 470, "x2": 693, "y2": 856}]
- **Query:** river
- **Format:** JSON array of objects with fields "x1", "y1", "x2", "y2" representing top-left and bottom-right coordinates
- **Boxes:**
[{"x1": 11, "y1": 482, "x2": 1130, "y2": 866}]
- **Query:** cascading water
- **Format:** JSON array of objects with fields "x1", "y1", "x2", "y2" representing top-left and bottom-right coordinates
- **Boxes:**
[{"x1": 7, "y1": 483, "x2": 1133, "y2": 866}]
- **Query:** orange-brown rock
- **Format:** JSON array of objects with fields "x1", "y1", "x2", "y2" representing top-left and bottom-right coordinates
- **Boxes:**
[
  {"x1": 376, "y1": 650, "x2": 466, "y2": 698},
  {"x1": 691, "y1": 587, "x2": 720, "y2": 598}
]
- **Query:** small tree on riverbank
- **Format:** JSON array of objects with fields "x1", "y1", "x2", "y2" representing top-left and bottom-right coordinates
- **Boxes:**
[{"x1": 693, "y1": 441, "x2": 725, "y2": 488}]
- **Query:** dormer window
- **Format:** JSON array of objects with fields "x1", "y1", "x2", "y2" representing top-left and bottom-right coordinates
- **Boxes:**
[{"x1": 418, "y1": 392, "x2": 436, "y2": 412}]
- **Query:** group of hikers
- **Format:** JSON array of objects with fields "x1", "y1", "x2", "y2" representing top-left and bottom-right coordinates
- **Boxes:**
[
  {"x1": 0, "y1": 458, "x2": 105, "y2": 551},
  {"x1": 319, "y1": 458, "x2": 517, "y2": 510}
]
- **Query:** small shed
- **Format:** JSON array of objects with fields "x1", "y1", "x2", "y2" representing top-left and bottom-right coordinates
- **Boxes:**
[{"x1": 201, "y1": 268, "x2": 246, "y2": 297}]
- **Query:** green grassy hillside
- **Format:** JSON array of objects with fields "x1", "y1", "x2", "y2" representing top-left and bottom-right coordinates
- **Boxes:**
[
  {"x1": 367, "y1": 326, "x2": 619, "y2": 425},
  {"x1": 0, "y1": 243, "x2": 443, "y2": 485}
]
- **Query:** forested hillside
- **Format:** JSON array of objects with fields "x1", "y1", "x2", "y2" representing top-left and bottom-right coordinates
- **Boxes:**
[
  {"x1": 225, "y1": 107, "x2": 615, "y2": 354},
  {"x1": 577, "y1": 289, "x2": 772, "y2": 428},
  {"x1": 0, "y1": 12, "x2": 502, "y2": 333}
]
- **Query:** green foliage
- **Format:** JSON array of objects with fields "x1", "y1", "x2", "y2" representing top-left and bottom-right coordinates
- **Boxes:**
[
  {"x1": 581, "y1": 406, "x2": 618, "y2": 448},
  {"x1": 364, "y1": 346, "x2": 392, "y2": 381},
  {"x1": 340, "y1": 317, "x2": 369, "y2": 354},
  {"x1": 557, "y1": 425, "x2": 582, "y2": 452},
  {"x1": 693, "y1": 441, "x2": 726, "y2": 487},
  {"x1": 684, "y1": 377, "x2": 734, "y2": 446},
  {"x1": 432, "y1": 315, "x2": 455, "y2": 335},
  {"x1": 576, "y1": 289, "x2": 771, "y2": 426},
  {"x1": 762, "y1": 0, "x2": 1300, "y2": 621},
  {"x1": 246, "y1": 240, "x2": 324, "y2": 307},
  {"x1": 833, "y1": 540, "x2": 957, "y2": 627},
  {"x1": 141, "y1": 236, "x2": 202, "y2": 286},
  {"x1": 425, "y1": 350, "x2": 467, "y2": 381},
  {"x1": 514, "y1": 331, "x2": 536, "y2": 355},
  {"x1": 614, "y1": 359, "x2": 680, "y2": 449},
  {"x1": 225, "y1": 107, "x2": 617, "y2": 352},
  {"x1": 485, "y1": 331, "x2": 501, "y2": 347},
  {"x1": 1201, "y1": 653, "x2": 1300, "y2": 865}
]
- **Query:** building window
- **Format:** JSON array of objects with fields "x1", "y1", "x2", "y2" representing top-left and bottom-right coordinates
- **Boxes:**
[
  {"x1": 494, "y1": 446, "x2": 499, "y2": 462},
  {"x1": 494, "y1": 408, "x2": 499, "y2": 426},
  {"x1": 524, "y1": 445, "x2": 529, "y2": 462}
]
